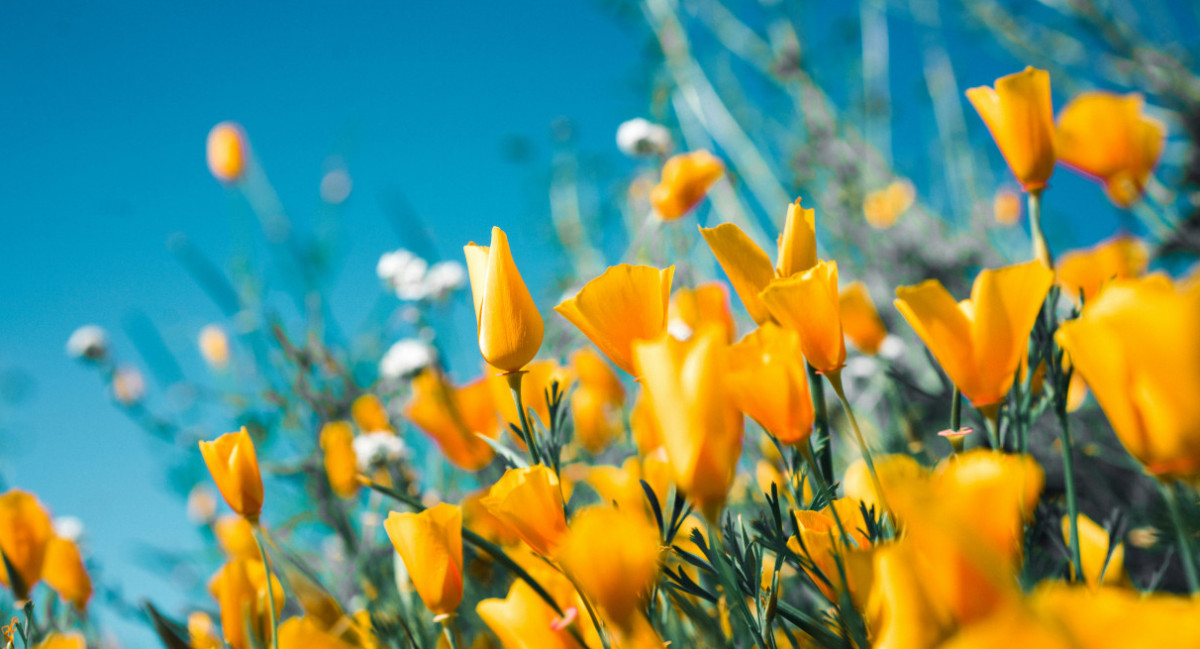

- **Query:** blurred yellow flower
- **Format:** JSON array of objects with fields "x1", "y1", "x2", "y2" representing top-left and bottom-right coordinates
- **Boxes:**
[
  {"x1": 569, "y1": 349, "x2": 625, "y2": 454},
  {"x1": 838, "y1": 281, "x2": 888, "y2": 355},
  {"x1": 351, "y1": 394, "x2": 393, "y2": 433},
  {"x1": 1056, "y1": 234, "x2": 1149, "y2": 304},
  {"x1": 464, "y1": 227, "x2": 545, "y2": 373},
  {"x1": 1056, "y1": 91, "x2": 1166, "y2": 208},
  {"x1": 384, "y1": 503, "x2": 464, "y2": 617},
  {"x1": 629, "y1": 387, "x2": 663, "y2": 457},
  {"x1": 1062, "y1": 513, "x2": 1124, "y2": 590},
  {"x1": 786, "y1": 498, "x2": 875, "y2": 604},
  {"x1": 1056, "y1": 277, "x2": 1200, "y2": 480},
  {"x1": 188, "y1": 611, "x2": 222, "y2": 649},
  {"x1": 198, "y1": 324, "x2": 230, "y2": 370},
  {"x1": 863, "y1": 179, "x2": 915, "y2": 229},
  {"x1": 585, "y1": 455, "x2": 670, "y2": 523},
  {"x1": 214, "y1": 515, "x2": 259, "y2": 560},
  {"x1": 993, "y1": 188, "x2": 1023, "y2": 225},
  {"x1": 405, "y1": 368, "x2": 499, "y2": 472},
  {"x1": 320, "y1": 421, "x2": 360, "y2": 499},
  {"x1": 761, "y1": 259, "x2": 847, "y2": 375},
  {"x1": 650, "y1": 150, "x2": 724, "y2": 220},
  {"x1": 0, "y1": 489, "x2": 52, "y2": 599},
  {"x1": 477, "y1": 580, "x2": 584, "y2": 649},
  {"x1": 278, "y1": 616, "x2": 360, "y2": 649},
  {"x1": 557, "y1": 506, "x2": 660, "y2": 627},
  {"x1": 199, "y1": 427, "x2": 264, "y2": 523},
  {"x1": 966, "y1": 67, "x2": 1056, "y2": 192},
  {"x1": 843, "y1": 454, "x2": 927, "y2": 515},
  {"x1": 28, "y1": 633, "x2": 86, "y2": 649},
  {"x1": 42, "y1": 536, "x2": 91, "y2": 610},
  {"x1": 894, "y1": 260, "x2": 1054, "y2": 408},
  {"x1": 668, "y1": 282, "x2": 737, "y2": 342},
  {"x1": 482, "y1": 465, "x2": 568, "y2": 556},
  {"x1": 462, "y1": 489, "x2": 520, "y2": 547},
  {"x1": 209, "y1": 557, "x2": 284, "y2": 649},
  {"x1": 634, "y1": 326, "x2": 743, "y2": 522},
  {"x1": 727, "y1": 324, "x2": 814, "y2": 445},
  {"x1": 555, "y1": 264, "x2": 674, "y2": 376},
  {"x1": 206, "y1": 121, "x2": 247, "y2": 184}
]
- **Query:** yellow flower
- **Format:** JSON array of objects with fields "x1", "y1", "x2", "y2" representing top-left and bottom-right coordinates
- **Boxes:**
[
  {"x1": 786, "y1": 499, "x2": 874, "y2": 605},
  {"x1": 1056, "y1": 234, "x2": 1149, "y2": 304},
  {"x1": 650, "y1": 150, "x2": 724, "y2": 220},
  {"x1": 1056, "y1": 91, "x2": 1166, "y2": 207},
  {"x1": 405, "y1": 368, "x2": 500, "y2": 471},
  {"x1": 700, "y1": 197, "x2": 817, "y2": 325},
  {"x1": 482, "y1": 465, "x2": 568, "y2": 556},
  {"x1": 629, "y1": 387, "x2": 663, "y2": 457},
  {"x1": 28, "y1": 634, "x2": 86, "y2": 649},
  {"x1": 843, "y1": 454, "x2": 927, "y2": 516},
  {"x1": 0, "y1": 490, "x2": 52, "y2": 599},
  {"x1": 351, "y1": 394, "x2": 393, "y2": 433},
  {"x1": 209, "y1": 558, "x2": 284, "y2": 649},
  {"x1": 633, "y1": 326, "x2": 743, "y2": 522},
  {"x1": 1056, "y1": 277, "x2": 1200, "y2": 479},
  {"x1": 838, "y1": 281, "x2": 888, "y2": 355},
  {"x1": 277, "y1": 616, "x2": 360, "y2": 649},
  {"x1": 570, "y1": 349, "x2": 625, "y2": 455},
  {"x1": 1062, "y1": 513, "x2": 1124, "y2": 590},
  {"x1": 477, "y1": 581, "x2": 584, "y2": 649},
  {"x1": 585, "y1": 456, "x2": 669, "y2": 523},
  {"x1": 1027, "y1": 583, "x2": 1200, "y2": 647},
  {"x1": 727, "y1": 324, "x2": 813, "y2": 445},
  {"x1": 993, "y1": 188, "x2": 1023, "y2": 225},
  {"x1": 861, "y1": 543, "x2": 954, "y2": 649},
  {"x1": 557, "y1": 506, "x2": 661, "y2": 627},
  {"x1": 966, "y1": 67, "x2": 1056, "y2": 192},
  {"x1": 198, "y1": 324, "x2": 230, "y2": 370},
  {"x1": 863, "y1": 179, "x2": 915, "y2": 229},
  {"x1": 319, "y1": 422, "x2": 359, "y2": 499},
  {"x1": 464, "y1": 227, "x2": 545, "y2": 373},
  {"x1": 188, "y1": 612, "x2": 223, "y2": 649},
  {"x1": 199, "y1": 428, "x2": 265, "y2": 522},
  {"x1": 760, "y1": 259, "x2": 846, "y2": 375},
  {"x1": 894, "y1": 260, "x2": 1054, "y2": 408},
  {"x1": 555, "y1": 264, "x2": 675, "y2": 376},
  {"x1": 214, "y1": 515, "x2": 259, "y2": 559},
  {"x1": 384, "y1": 503, "x2": 464, "y2": 617},
  {"x1": 462, "y1": 489, "x2": 521, "y2": 547},
  {"x1": 668, "y1": 282, "x2": 737, "y2": 342},
  {"x1": 42, "y1": 537, "x2": 91, "y2": 610},
  {"x1": 206, "y1": 122, "x2": 247, "y2": 184}
]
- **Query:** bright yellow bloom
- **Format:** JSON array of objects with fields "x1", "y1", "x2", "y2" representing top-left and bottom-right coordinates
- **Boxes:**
[
  {"x1": 1056, "y1": 91, "x2": 1166, "y2": 207},
  {"x1": 863, "y1": 542, "x2": 954, "y2": 649},
  {"x1": 319, "y1": 422, "x2": 359, "y2": 499},
  {"x1": 966, "y1": 67, "x2": 1056, "y2": 192},
  {"x1": 650, "y1": 150, "x2": 724, "y2": 220},
  {"x1": 351, "y1": 394, "x2": 393, "y2": 433},
  {"x1": 207, "y1": 121, "x2": 247, "y2": 184},
  {"x1": 894, "y1": 260, "x2": 1054, "y2": 407},
  {"x1": 477, "y1": 580, "x2": 584, "y2": 649},
  {"x1": 277, "y1": 616, "x2": 359, "y2": 649},
  {"x1": 198, "y1": 324, "x2": 230, "y2": 370},
  {"x1": 863, "y1": 179, "x2": 915, "y2": 229},
  {"x1": 464, "y1": 227, "x2": 545, "y2": 373},
  {"x1": 199, "y1": 428, "x2": 264, "y2": 522},
  {"x1": 405, "y1": 368, "x2": 499, "y2": 471},
  {"x1": 42, "y1": 537, "x2": 91, "y2": 610},
  {"x1": 482, "y1": 465, "x2": 568, "y2": 556},
  {"x1": 557, "y1": 506, "x2": 661, "y2": 627},
  {"x1": 1027, "y1": 583, "x2": 1200, "y2": 647},
  {"x1": 28, "y1": 634, "x2": 86, "y2": 649},
  {"x1": 1062, "y1": 513, "x2": 1124, "y2": 590},
  {"x1": 760, "y1": 259, "x2": 846, "y2": 374},
  {"x1": 633, "y1": 326, "x2": 743, "y2": 522},
  {"x1": 993, "y1": 188, "x2": 1023, "y2": 225},
  {"x1": 585, "y1": 456, "x2": 670, "y2": 523},
  {"x1": 629, "y1": 387, "x2": 663, "y2": 456},
  {"x1": 570, "y1": 349, "x2": 625, "y2": 454},
  {"x1": 0, "y1": 489, "x2": 52, "y2": 599},
  {"x1": 786, "y1": 498, "x2": 874, "y2": 604},
  {"x1": 555, "y1": 264, "x2": 674, "y2": 376},
  {"x1": 209, "y1": 558, "x2": 284, "y2": 649},
  {"x1": 1056, "y1": 277, "x2": 1200, "y2": 479},
  {"x1": 838, "y1": 281, "x2": 888, "y2": 355},
  {"x1": 668, "y1": 282, "x2": 737, "y2": 342},
  {"x1": 843, "y1": 454, "x2": 927, "y2": 516},
  {"x1": 727, "y1": 324, "x2": 813, "y2": 445},
  {"x1": 1056, "y1": 234, "x2": 1149, "y2": 304},
  {"x1": 384, "y1": 503, "x2": 463, "y2": 617},
  {"x1": 700, "y1": 198, "x2": 817, "y2": 325},
  {"x1": 461, "y1": 489, "x2": 520, "y2": 547},
  {"x1": 188, "y1": 612, "x2": 222, "y2": 649},
  {"x1": 214, "y1": 515, "x2": 259, "y2": 559}
]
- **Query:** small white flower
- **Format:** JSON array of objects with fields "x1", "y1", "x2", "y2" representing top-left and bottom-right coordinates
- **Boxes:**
[
  {"x1": 844, "y1": 356, "x2": 880, "y2": 383},
  {"x1": 424, "y1": 260, "x2": 466, "y2": 300},
  {"x1": 66, "y1": 325, "x2": 109, "y2": 361},
  {"x1": 616, "y1": 118, "x2": 673, "y2": 157},
  {"x1": 53, "y1": 516, "x2": 85, "y2": 543},
  {"x1": 377, "y1": 249, "x2": 429, "y2": 301},
  {"x1": 111, "y1": 366, "x2": 146, "y2": 405},
  {"x1": 380, "y1": 339, "x2": 436, "y2": 380},
  {"x1": 878, "y1": 335, "x2": 906, "y2": 361},
  {"x1": 353, "y1": 431, "x2": 407, "y2": 471}
]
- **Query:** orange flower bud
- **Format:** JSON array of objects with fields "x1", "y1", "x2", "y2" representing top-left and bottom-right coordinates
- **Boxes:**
[
  {"x1": 209, "y1": 558, "x2": 284, "y2": 649},
  {"x1": 966, "y1": 67, "x2": 1056, "y2": 192},
  {"x1": 384, "y1": 503, "x2": 464, "y2": 617},
  {"x1": 42, "y1": 537, "x2": 91, "y2": 610},
  {"x1": 839, "y1": 281, "x2": 888, "y2": 355},
  {"x1": 1056, "y1": 234, "x2": 1149, "y2": 304},
  {"x1": 760, "y1": 260, "x2": 847, "y2": 375},
  {"x1": 319, "y1": 422, "x2": 360, "y2": 499},
  {"x1": 405, "y1": 368, "x2": 499, "y2": 472},
  {"x1": 199, "y1": 428, "x2": 264, "y2": 523},
  {"x1": 0, "y1": 489, "x2": 53, "y2": 599},
  {"x1": 727, "y1": 324, "x2": 814, "y2": 445},
  {"x1": 464, "y1": 227, "x2": 545, "y2": 373}
]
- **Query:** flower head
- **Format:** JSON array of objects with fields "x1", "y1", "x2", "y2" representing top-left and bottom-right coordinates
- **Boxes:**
[
  {"x1": 207, "y1": 122, "x2": 248, "y2": 184},
  {"x1": 464, "y1": 227, "x2": 545, "y2": 373},
  {"x1": 616, "y1": 118, "x2": 672, "y2": 157},
  {"x1": 1056, "y1": 91, "x2": 1166, "y2": 207},
  {"x1": 384, "y1": 503, "x2": 463, "y2": 617},
  {"x1": 199, "y1": 428, "x2": 264, "y2": 522},
  {"x1": 0, "y1": 490, "x2": 53, "y2": 599},
  {"x1": 555, "y1": 265, "x2": 674, "y2": 376},
  {"x1": 482, "y1": 465, "x2": 567, "y2": 556},
  {"x1": 650, "y1": 150, "x2": 724, "y2": 220},
  {"x1": 966, "y1": 67, "x2": 1056, "y2": 192}
]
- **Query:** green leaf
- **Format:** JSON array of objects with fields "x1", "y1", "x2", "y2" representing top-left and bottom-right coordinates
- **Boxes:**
[
  {"x1": 0, "y1": 546, "x2": 26, "y2": 601},
  {"x1": 143, "y1": 601, "x2": 192, "y2": 649}
]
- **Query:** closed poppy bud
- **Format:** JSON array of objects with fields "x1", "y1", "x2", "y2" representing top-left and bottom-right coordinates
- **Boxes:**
[
  {"x1": 839, "y1": 282, "x2": 888, "y2": 355},
  {"x1": 650, "y1": 150, "x2": 724, "y2": 220},
  {"x1": 633, "y1": 326, "x2": 743, "y2": 522},
  {"x1": 557, "y1": 506, "x2": 661, "y2": 627},
  {"x1": 207, "y1": 122, "x2": 248, "y2": 184},
  {"x1": 464, "y1": 227, "x2": 545, "y2": 373},
  {"x1": 895, "y1": 260, "x2": 1054, "y2": 408},
  {"x1": 555, "y1": 265, "x2": 675, "y2": 376},
  {"x1": 405, "y1": 369, "x2": 499, "y2": 472},
  {"x1": 0, "y1": 490, "x2": 53, "y2": 599},
  {"x1": 760, "y1": 260, "x2": 847, "y2": 375},
  {"x1": 482, "y1": 465, "x2": 568, "y2": 556},
  {"x1": 42, "y1": 537, "x2": 91, "y2": 610},
  {"x1": 1056, "y1": 234, "x2": 1149, "y2": 304},
  {"x1": 319, "y1": 422, "x2": 359, "y2": 499},
  {"x1": 384, "y1": 503, "x2": 464, "y2": 617},
  {"x1": 1056, "y1": 277, "x2": 1200, "y2": 479},
  {"x1": 1056, "y1": 91, "x2": 1166, "y2": 208},
  {"x1": 214, "y1": 515, "x2": 259, "y2": 559},
  {"x1": 199, "y1": 428, "x2": 264, "y2": 523},
  {"x1": 776, "y1": 198, "x2": 818, "y2": 278},
  {"x1": 209, "y1": 558, "x2": 284, "y2": 649},
  {"x1": 727, "y1": 324, "x2": 813, "y2": 445},
  {"x1": 351, "y1": 394, "x2": 393, "y2": 433},
  {"x1": 668, "y1": 282, "x2": 737, "y2": 342},
  {"x1": 1062, "y1": 513, "x2": 1124, "y2": 590},
  {"x1": 966, "y1": 67, "x2": 1056, "y2": 192},
  {"x1": 277, "y1": 616, "x2": 359, "y2": 649},
  {"x1": 477, "y1": 581, "x2": 581, "y2": 649}
]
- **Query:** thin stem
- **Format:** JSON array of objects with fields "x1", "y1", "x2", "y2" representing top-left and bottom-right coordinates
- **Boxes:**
[
  {"x1": 551, "y1": 561, "x2": 611, "y2": 649},
  {"x1": 704, "y1": 518, "x2": 768, "y2": 649},
  {"x1": 1163, "y1": 482, "x2": 1200, "y2": 595},
  {"x1": 949, "y1": 385, "x2": 962, "y2": 433},
  {"x1": 1054, "y1": 400, "x2": 1085, "y2": 584},
  {"x1": 826, "y1": 371, "x2": 892, "y2": 519},
  {"x1": 980, "y1": 404, "x2": 1001, "y2": 450},
  {"x1": 440, "y1": 620, "x2": 459, "y2": 649},
  {"x1": 252, "y1": 524, "x2": 281, "y2": 649},
  {"x1": 1028, "y1": 190, "x2": 1054, "y2": 269},
  {"x1": 506, "y1": 372, "x2": 542, "y2": 466},
  {"x1": 808, "y1": 363, "x2": 833, "y2": 486}
]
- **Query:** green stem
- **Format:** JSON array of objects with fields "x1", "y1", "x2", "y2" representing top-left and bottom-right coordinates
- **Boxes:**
[
  {"x1": 252, "y1": 524, "x2": 281, "y2": 649},
  {"x1": 808, "y1": 363, "x2": 833, "y2": 486},
  {"x1": 1163, "y1": 482, "x2": 1200, "y2": 595},
  {"x1": 506, "y1": 372, "x2": 542, "y2": 466},
  {"x1": 1054, "y1": 401, "x2": 1084, "y2": 584},
  {"x1": 440, "y1": 620, "x2": 459, "y2": 649},
  {"x1": 1028, "y1": 190, "x2": 1054, "y2": 269},
  {"x1": 553, "y1": 562, "x2": 611, "y2": 649},
  {"x1": 949, "y1": 385, "x2": 962, "y2": 433},
  {"x1": 704, "y1": 518, "x2": 768, "y2": 649},
  {"x1": 826, "y1": 372, "x2": 892, "y2": 519}
]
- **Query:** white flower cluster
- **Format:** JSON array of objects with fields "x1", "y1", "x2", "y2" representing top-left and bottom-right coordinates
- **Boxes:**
[
  {"x1": 616, "y1": 118, "x2": 673, "y2": 157},
  {"x1": 376, "y1": 249, "x2": 465, "y2": 301},
  {"x1": 353, "y1": 431, "x2": 408, "y2": 471},
  {"x1": 380, "y1": 338, "x2": 436, "y2": 380}
]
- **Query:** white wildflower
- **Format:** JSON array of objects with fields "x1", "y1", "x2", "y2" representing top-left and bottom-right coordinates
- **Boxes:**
[
  {"x1": 353, "y1": 431, "x2": 407, "y2": 471},
  {"x1": 380, "y1": 339, "x2": 436, "y2": 380},
  {"x1": 424, "y1": 260, "x2": 466, "y2": 300},
  {"x1": 66, "y1": 325, "x2": 109, "y2": 361},
  {"x1": 377, "y1": 249, "x2": 429, "y2": 301},
  {"x1": 53, "y1": 516, "x2": 85, "y2": 543},
  {"x1": 878, "y1": 335, "x2": 906, "y2": 361},
  {"x1": 616, "y1": 118, "x2": 673, "y2": 157}
]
